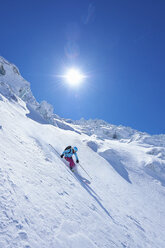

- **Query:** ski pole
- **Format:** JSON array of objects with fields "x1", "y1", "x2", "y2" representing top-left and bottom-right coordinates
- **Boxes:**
[
  {"x1": 79, "y1": 163, "x2": 92, "y2": 180},
  {"x1": 49, "y1": 144, "x2": 60, "y2": 156}
]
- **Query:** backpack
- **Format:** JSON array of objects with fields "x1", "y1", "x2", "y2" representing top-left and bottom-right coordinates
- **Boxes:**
[{"x1": 64, "y1": 146, "x2": 72, "y2": 154}]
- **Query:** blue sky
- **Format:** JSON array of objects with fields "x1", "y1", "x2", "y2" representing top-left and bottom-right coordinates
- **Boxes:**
[{"x1": 1, "y1": 0, "x2": 165, "y2": 134}]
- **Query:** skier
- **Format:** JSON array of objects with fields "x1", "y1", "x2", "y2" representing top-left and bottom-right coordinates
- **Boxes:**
[{"x1": 60, "y1": 146, "x2": 79, "y2": 171}]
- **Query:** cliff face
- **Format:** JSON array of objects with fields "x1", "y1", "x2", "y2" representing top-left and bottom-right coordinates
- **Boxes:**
[{"x1": 0, "y1": 56, "x2": 36, "y2": 105}]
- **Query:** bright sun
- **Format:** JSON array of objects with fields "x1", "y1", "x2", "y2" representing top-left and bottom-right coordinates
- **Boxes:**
[{"x1": 64, "y1": 68, "x2": 85, "y2": 86}]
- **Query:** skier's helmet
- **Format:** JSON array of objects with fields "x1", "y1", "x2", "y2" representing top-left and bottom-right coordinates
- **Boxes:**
[{"x1": 74, "y1": 146, "x2": 78, "y2": 152}]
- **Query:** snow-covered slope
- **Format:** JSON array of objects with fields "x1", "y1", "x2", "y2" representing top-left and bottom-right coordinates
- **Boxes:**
[{"x1": 0, "y1": 57, "x2": 165, "y2": 248}]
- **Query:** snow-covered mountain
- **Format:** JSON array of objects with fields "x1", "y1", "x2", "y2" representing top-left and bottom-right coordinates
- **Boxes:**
[{"x1": 0, "y1": 57, "x2": 165, "y2": 248}]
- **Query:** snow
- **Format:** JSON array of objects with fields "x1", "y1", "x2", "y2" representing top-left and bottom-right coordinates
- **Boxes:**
[{"x1": 0, "y1": 57, "x2": 165, "y2": 248}]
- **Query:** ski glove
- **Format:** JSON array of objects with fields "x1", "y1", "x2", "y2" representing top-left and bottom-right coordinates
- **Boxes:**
[
  {"x1": 76, "y1": 159, "x2": 79, "y2": 163},
  {"x1": 61, "y1": 154, "x2": 64, "y2": 158}
]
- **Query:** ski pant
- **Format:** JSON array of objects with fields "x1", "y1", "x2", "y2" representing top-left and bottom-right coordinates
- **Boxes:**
[{"x1": 65, "y1": 157, "x2": 75, "y2": 169}]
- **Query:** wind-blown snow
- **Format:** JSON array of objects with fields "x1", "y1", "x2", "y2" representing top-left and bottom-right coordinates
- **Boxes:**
[{"x1": 0, "y1": 57, "x2": 165, "y2": 248}]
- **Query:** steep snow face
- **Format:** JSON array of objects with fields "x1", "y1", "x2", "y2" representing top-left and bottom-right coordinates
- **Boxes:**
[
  {"x1": 0, "y1": 92, "x2": 165, "y2": 248},
  {"x1": 0, "y1": 56, "x2": 165, "y2": 247}
]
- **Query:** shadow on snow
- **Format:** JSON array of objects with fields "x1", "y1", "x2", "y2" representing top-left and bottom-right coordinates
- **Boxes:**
[
  {"x1": 99, "y1": 149, "x2": 132, "y2": 184},
  {"x1": 72, "y1": 169, "x2": 114, "y2": 220}
]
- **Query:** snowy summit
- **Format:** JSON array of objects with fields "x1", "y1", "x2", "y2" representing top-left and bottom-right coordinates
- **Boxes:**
[{"x1": 0, "y1": 57, "x2": 165, "y2": 248}]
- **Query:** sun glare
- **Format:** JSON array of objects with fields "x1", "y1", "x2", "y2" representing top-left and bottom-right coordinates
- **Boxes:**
[{"x1": 64, "y1": 68, "x2": 85, "y2": 86}]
